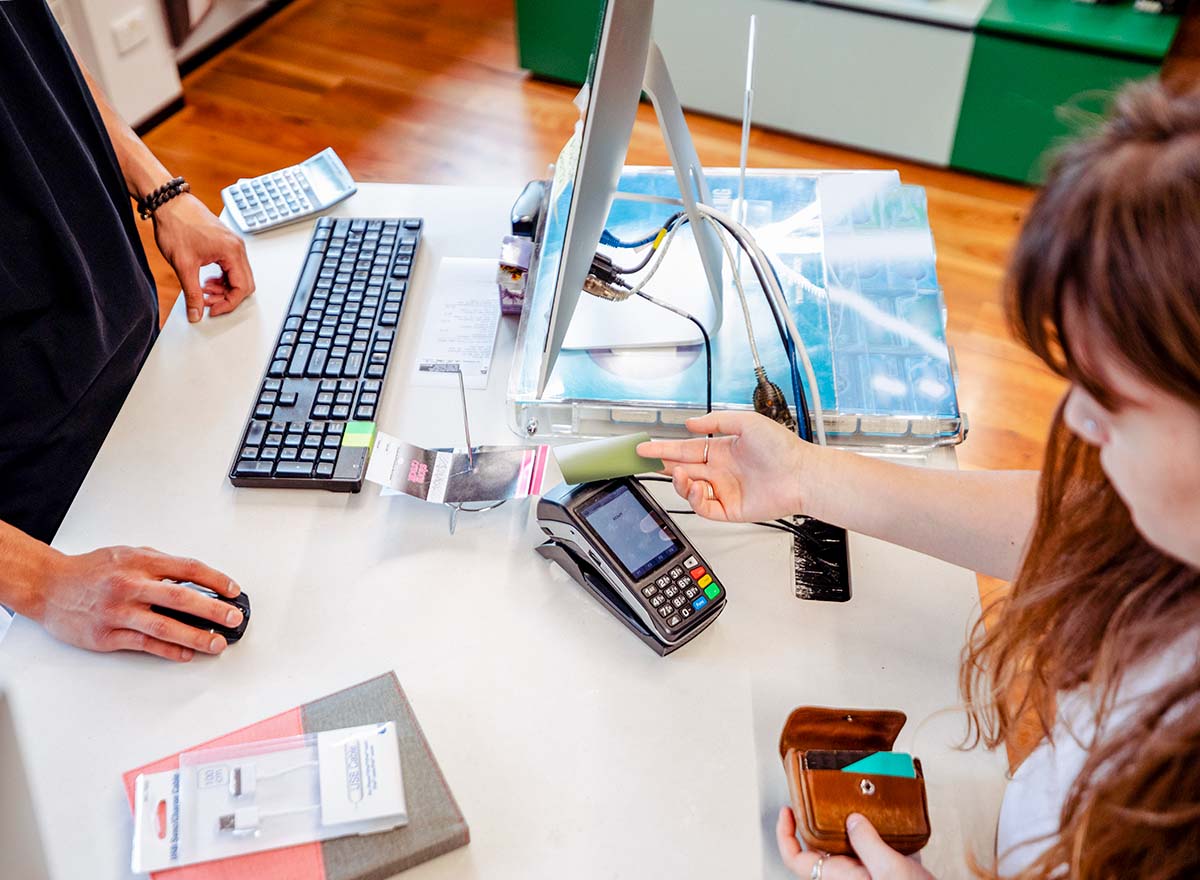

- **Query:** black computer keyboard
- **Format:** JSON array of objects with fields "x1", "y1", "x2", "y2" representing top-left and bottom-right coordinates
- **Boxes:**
[{"x1": 228, "y1": 216, "x2": 422, "y2": 491}]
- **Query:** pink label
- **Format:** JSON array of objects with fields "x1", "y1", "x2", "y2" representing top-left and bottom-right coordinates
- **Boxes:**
[{"x1": 408, "y1": 460, "x2": 428, "y2": 483}]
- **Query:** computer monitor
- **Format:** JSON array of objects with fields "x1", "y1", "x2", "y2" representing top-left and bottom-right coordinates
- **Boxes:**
[
  {"x1": 536, "y1": 0, "x2": 725, "y2": 396},
  {"x1": 0, "y1": 692, "x2": 52, "y2": 880}
]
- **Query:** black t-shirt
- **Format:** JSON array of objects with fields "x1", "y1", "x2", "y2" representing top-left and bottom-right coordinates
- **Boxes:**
[{"x1": 0, "y1": 1, "x2": 159, "y2": 543}]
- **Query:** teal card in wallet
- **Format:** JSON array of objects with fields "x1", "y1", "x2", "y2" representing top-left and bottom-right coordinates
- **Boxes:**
[{"x1": 840, "y1": 751, "x2": 916, "y2": 778}]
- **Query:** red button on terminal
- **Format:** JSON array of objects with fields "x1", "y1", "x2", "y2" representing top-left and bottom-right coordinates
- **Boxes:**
[{"x1": 689, "y1": 566, "x2": 706, "y2": 579}]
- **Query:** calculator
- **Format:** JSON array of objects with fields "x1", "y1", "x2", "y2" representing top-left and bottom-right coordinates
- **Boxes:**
[
  {"x1": 537, "y1": 477, "x2": 727, "y2": 649},
  {"x1": 221, "y1": 148, "x2": 357, "y2": 234}
]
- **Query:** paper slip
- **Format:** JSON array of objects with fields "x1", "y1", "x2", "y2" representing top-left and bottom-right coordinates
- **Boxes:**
[
  {"x1": 366, "y1": 431, "x2": 549, "y2": 504},
  {"x1": 0, "y1": 605, "x2": 11, "y2": 646},
  {"x1": 414, "y1": 257, "x2": 501, "y2": 390}
]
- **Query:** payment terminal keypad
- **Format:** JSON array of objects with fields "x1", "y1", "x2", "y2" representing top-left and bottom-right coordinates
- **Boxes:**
[{"x1": 638, "y1": 555, "x2": 723, "y2": 632}]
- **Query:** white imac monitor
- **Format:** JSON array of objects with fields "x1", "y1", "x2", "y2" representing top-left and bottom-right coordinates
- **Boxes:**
[{"x1": 536, "y1": 0, "x2": 725, "y2": 396}]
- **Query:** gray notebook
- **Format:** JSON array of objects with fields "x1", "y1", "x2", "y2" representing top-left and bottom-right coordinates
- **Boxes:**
[{"x1": 301, "y1": 672, "x2": 470, "y2": 880}]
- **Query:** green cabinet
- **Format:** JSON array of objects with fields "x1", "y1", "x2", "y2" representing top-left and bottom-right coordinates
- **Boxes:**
[
  {"x1": 514, "y1": 0, "x2": 604, "y2": 85},
  {"x1": 951, "y1": 33, "x2": 1159, "y2": 184},
  {"x1": 952, "y1": 0, "x2": 1177, "y2": 184}
]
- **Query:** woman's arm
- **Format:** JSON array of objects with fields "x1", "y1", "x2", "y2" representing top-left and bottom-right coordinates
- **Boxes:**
[{"x1": 638, "y1": 412, "x2": 1039, "y2": 581}]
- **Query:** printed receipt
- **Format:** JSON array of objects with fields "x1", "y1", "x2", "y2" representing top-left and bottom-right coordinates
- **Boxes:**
[{"x1": 414, "y1": 257, "x2": 501, "y2": 390}]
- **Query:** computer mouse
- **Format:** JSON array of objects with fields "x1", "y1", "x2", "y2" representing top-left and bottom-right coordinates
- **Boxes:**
[{"x1": 150, "y1": 582, "x2": 251, "y2": 645}]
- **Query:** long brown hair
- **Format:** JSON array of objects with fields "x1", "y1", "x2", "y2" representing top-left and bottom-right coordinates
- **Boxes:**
[{"x1": 961, "y1": 80, "x2": 1200, "y2": 878}]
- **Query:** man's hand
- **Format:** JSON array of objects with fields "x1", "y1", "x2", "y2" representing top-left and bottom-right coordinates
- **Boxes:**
[
  {"x1": 30, "y1": 546, "x2": 243, "y2": 662},
  {"x1": 153, "y1": 193, "x2": 255, "y2": 323},
  {"x1": 776, "y1": 808, "x2": 936, "y2": 879}
]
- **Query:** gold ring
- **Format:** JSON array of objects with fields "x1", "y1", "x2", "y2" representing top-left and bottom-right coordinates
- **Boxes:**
[{"x1": 702, "y1": 438, "x2": 710, "y2": 465}]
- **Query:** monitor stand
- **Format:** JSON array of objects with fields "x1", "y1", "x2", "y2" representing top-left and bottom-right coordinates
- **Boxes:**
[{"x1": 559, "y1": 41, "x2": 726, "y2": 353}]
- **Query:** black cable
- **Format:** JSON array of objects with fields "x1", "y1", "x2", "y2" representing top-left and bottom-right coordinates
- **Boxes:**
[{"x1": 632, "y1": 288, "x2": 711, "y2": 420}]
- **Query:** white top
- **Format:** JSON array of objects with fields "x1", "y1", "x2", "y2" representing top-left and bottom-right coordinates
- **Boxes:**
[
  {"x1": 997, "y1": 631, "x2": 1200, "y2": 875},
  {"x1": 0, "y1": 184, "x2": 1008, "y2": 879}
]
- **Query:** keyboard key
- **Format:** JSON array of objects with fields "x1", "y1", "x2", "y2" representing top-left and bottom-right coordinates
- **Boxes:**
[
  {"x1": 366, "y1": 364, "x2": 385, "y2": 378},
  {"x1": 235, "y1": 461, "x2": 274, "y2": 477},
  {"x1": 300, "y1": 449, "x2": 318, "y2": 462},
  {"x1": 288, "y1": 344, "x2": 312, "y2": 377},
  {"x1": 316, "y1": 462, "x2": 335, "y2": 478},
  {"x1": 344, "y1": 353, "x2": 363, "y2": 376},
  {"x1": 279, "y1": 392, "x2": 298, "y2": 407},
  {"x1": 245, "y1": 422, "x2": 266, "y2": 446},
  {"x1": 692, "y1": 596, "x2": 709, "y2": 611},
  {"x1": 267, "y1": 360, "x2": 287, "y2": 378},
  {"x1": 306, "y1": 349, "x2": 328, "y2": 377},
  {"x1": 319, "y1": 449, "x2": 338, "y2": 463},
  {"x1": 276, "y1": 461, "x2": 314, "y2": 478},
  {"x1": 332, "y1": 405, "x2": 350, "y2": 420},
  {"x1": 355, "y1": 404, "x2": 374, "y2": 420},
  {"x1": 239, "y1": 446, "x2": 259, "y2": 461},
  {"x1": 668, "y1": 614, "x2": 682, "y2": 627},
  {"x1": 254, "y1": 404, "x2": 273, "y2": 420},
  {"x1": 312, "y1": 404, "x2": 331, "y2": 420}
]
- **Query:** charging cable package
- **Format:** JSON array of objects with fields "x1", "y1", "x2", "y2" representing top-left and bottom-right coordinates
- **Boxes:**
[{"x1": 132, "y1": 722, "x2": 408, "y2": 873}]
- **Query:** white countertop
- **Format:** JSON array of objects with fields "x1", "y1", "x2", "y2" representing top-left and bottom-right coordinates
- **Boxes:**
[{"x1": 0, "y1": 183, "x2": 1006, "y2": 879}]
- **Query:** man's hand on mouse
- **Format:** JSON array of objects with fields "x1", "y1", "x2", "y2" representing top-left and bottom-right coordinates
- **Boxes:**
[{"x1": 26, "y1": 546, "x2": 243, "y2": 662}]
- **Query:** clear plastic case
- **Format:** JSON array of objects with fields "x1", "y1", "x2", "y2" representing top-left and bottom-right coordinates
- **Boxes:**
[
  {"x1": 507, "y1": 167, "x2": 966, "y2": 450},
  {"x1": 132, "y1": 723, "x2": 407, "y2": 873}
]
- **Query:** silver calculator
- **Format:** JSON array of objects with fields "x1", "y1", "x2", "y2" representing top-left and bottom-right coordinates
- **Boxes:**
[{"x1": 221, "y1": 147, "x2": 357, "y2": 234}]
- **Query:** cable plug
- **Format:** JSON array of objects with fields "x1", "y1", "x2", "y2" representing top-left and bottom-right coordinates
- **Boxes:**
[
  {"x1": 589, "y1": 252, "x2": 620, "y2": 285},
  {"x1": 753, "y1": 367, "x2": 797, "y2": 432},
  {"x1": 217, "y1": 806, "x2": 261, "y2": 835}
]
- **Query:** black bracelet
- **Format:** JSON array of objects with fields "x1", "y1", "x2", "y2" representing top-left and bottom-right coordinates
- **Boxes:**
[{"x1": 137, "y1": 176, "x2": 190, "y2": 220}]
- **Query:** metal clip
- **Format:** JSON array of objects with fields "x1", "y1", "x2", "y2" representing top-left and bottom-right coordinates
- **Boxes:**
[{"x1": 859, "y1": 779, "x2": 876, "y2": 796}]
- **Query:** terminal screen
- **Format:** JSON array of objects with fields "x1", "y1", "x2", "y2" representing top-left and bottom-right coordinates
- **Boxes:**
[{"x1": 579, "y1": 484, "x2": 681, "y2": 581}]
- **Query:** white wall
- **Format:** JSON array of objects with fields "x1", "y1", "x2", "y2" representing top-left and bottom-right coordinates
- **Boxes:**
[{"x1": 53, "y1": 0, "x2": 182, "y2": 126}]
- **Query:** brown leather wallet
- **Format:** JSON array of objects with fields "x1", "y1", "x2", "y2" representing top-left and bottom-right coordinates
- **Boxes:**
[{"x1": 778, "y1": 706, "x2": 931, "y2": 856}]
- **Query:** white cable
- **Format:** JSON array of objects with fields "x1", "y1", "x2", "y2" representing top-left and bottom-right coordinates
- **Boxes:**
[
  {"x1": 703, "y1": 216, "x2": 761, "y2": 370},
  {"x1": 625, "y1": 218, "x2": 684, "y2": 296},
  {"x1": 694, "y1": 203, "x2": 828, "y2": 446},
  {"x1": 218, "y1": 803, "x2": 320, "y2": 835}
]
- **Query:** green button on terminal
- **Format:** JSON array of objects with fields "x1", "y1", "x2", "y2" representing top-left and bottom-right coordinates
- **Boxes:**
[{"x1": 704, "y1": 583, "x2": 720, "y2": 600}]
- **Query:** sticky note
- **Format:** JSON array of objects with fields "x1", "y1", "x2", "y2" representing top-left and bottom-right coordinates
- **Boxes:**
[
  {"x1": 840, "y1": 752, "x2": 916, "y2": 779},
  {"x1": 343, "y1": 421, "x2": 377, "y2": 448},
  {"x1": 553, "y1": 433, "x2": 664, "y2": 485}
]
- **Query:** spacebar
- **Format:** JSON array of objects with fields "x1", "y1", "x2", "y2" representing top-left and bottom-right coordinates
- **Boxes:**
[{"x1": 287, "y1": 251, "x2": 323, "y2": 317}]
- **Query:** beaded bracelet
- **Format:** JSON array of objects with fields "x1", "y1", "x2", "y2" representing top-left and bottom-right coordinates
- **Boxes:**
[{"x1": 137, "y1": 176, "x2": 190, "y2": 220}]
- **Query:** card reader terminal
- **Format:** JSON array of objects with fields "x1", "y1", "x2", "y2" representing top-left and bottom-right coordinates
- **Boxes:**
[{"x1": 537, "y1": 477, "x2": 726, "y2": 651}]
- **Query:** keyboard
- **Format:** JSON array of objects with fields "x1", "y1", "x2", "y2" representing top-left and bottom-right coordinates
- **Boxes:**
[{"x1": 228, "y1": 216, "x2": 423, "y2": 491}]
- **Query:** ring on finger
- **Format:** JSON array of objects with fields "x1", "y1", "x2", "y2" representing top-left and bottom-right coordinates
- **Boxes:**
[
  {"x1": 810, "y1": 853, "x2": 828, "y2": 880},
  {"x1": 702, "y1": 437, "x2": 710, "y2": 465}
]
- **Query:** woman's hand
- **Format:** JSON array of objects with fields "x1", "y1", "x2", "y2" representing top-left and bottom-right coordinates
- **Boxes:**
[
  {"x1": 637, "y1": 412, "x2": 821, "y2": 523},
  {"x1": 776, "y1": 808, "x2": 935, "y2": 880},
  {"x1": 152, "y1": 193, "x2": 255, "y2": 323}
]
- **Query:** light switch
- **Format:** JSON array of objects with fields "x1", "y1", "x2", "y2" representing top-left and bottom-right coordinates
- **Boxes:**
[{"x1": 111, "y1": 6, "x2": 150, "y2": 56}]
